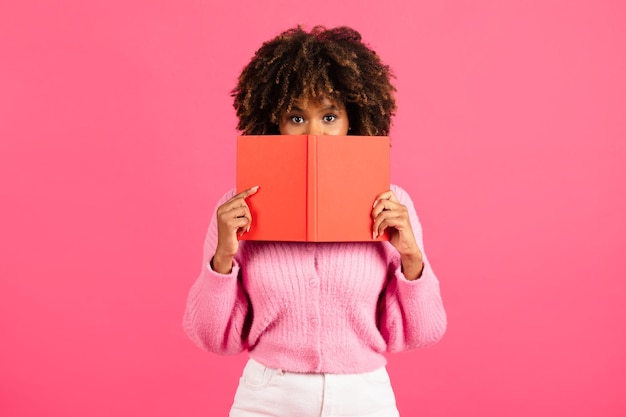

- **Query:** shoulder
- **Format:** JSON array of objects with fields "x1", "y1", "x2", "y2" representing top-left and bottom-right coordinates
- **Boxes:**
[
  {"x1": 216, "y1": 188, "x2": 237, "y2": 206},
  {"x1": 390, "y1": 184, "x2": 422, "y2": 224},
  {"x1": 390, "y1": 184, "x2": 414, "y2": 206},
  {"x1": 208, "y1": 188, "x2": 237, "y2": 216}
]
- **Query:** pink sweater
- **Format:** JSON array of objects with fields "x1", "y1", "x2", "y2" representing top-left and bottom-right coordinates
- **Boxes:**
[{"x1": 183, "y1": 184, "x2": 447, "y2": 374}]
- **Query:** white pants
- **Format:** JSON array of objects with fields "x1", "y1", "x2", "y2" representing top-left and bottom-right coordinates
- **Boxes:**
[{"x1": 230, "y1": 358, "x2": 400, "y2": 417}]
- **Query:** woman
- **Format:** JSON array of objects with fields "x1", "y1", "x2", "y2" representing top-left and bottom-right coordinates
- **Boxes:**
[{"x1": 184, "y1": 25, "x2": 447, "y2": 417}]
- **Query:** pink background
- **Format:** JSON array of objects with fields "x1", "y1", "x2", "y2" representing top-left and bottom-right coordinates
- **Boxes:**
[{"x1": 1, "y1": 0, "x2": 625, "y2": 416}]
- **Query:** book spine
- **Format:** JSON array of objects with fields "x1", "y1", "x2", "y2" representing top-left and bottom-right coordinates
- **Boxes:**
[{"x1": 306, "y1": 135, "x2": 318, "y2": 241}]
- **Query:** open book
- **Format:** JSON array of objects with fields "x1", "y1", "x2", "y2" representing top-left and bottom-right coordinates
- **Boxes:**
[{"x1": 236, "y1": 135, "x2": 390, "y2": 242}]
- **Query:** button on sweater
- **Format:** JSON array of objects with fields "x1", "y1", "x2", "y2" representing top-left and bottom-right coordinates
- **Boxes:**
[{"x1": 183, "y1": 185, "x2": 447, "y2": 374}]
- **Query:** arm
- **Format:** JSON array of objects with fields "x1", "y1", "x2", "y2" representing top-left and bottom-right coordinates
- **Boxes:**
[
  {"x1": 182, "y1": 189, "x2": 252, "y2": 355},
  {"x1": 377, "y1": 185, "x2": 447, "y2": 352}
]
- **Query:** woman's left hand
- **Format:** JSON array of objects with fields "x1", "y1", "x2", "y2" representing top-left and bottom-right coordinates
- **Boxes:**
[{"x1": 372, "y1": 190, "x2": 424, "y2": 280}]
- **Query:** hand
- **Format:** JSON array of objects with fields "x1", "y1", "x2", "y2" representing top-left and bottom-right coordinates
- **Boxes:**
[
  {"x1": 372, "y1": 190, "x2": 424, "y2": 280},
  {"x1": 213, "y1": 186, "x2": 258, "y2": 273}
]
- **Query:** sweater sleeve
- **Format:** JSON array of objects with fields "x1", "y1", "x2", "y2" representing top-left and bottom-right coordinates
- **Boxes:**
[
  {"x1": 182, "y1": 189, "x2": 251, "y2": 355},
  {"x1": 378, "y1": 185, "x2": 447, "y2": 352}
]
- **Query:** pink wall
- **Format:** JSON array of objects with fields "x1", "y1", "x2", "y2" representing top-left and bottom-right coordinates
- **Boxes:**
[{"x1": 1, "y1": 0, "x2": 625, "y2": 416}]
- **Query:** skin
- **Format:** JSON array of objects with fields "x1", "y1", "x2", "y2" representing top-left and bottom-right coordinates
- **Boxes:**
[
  {"x1": 278, "y1": 96, "x2": 350, "y2": 136},
  {"x1": 213, "y1": 97, "x2": 424, "y2": 280}
]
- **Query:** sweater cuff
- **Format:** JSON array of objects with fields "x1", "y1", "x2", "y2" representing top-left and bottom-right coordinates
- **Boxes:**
[
  {"x1": 206, "y1": 257, "x2": 241, "y2": 278},
  {"x1": 393, "y1": 258, "x2": 437, "y2": 288}
]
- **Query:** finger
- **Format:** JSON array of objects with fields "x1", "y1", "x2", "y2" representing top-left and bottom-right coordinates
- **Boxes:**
[
  {"x1": 223, "y1": 206, "x2": 253, "y2": 234},
  {"x1": 374, "y1": 218, "x2": 398, "y2": 239},
  {"x1": 373, "y1": 210, "x2": 411, "y2": 238},
  {"x1": 218, "y1": 189, "x2": 256, "y2": 214},
  {"x1": 233, "y1": 185, "x2": 259, "y2": 201},
  {"x1": 218, "y1": 202, "x2": 249, "y2": 219},
  {"x1": 220, "y1": 214, "x2": 250, "y2": 233},
  {"x1": 372, "y1": 190, "x2": 399, "y2": 208},
  {"x1": 241, "y1": 209, "x2": 253, "y2": 234},
  {"x1": 230, "y1": 203, "x2": 253, "y2": 235},
  {"x1": 372, "y1": 199, "x2": 404, "y2": 218},
  {"x1": 238, "y1": 220, "x2": 249, "y2": 237}
]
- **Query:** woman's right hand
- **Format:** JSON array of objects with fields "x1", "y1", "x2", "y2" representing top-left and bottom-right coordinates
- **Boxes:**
[{"x1": 212, "y1": 186, "x2": 259, "y2": 274}]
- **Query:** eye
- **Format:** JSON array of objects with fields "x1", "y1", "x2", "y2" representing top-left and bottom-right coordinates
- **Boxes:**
[
  {"x1": 323, "y1": 114, "x2": 337, "y2": 123},
  {"x1": 290, "y1": 115, "x2": 304, "y2": 124}
]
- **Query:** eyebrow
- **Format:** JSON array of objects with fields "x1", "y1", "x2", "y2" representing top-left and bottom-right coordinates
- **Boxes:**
[{"x1": 290, "y1": 104, "x2": 343, "y2": 113}]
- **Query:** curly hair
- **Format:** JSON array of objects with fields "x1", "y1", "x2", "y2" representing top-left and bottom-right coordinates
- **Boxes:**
[{"x1": 231, "y1": 25, "x2": 397, "y2": 136}]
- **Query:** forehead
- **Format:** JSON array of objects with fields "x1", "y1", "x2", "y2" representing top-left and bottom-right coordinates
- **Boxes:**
[{"x1": 289, "y1": 96, "x2": 345, "y2": 110}]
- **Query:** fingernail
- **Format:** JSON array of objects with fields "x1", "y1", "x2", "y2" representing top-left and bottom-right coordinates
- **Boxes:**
[
  {"x1": 246, "y1": 225, "x2": 250, "y2": 233},
  {"x1": 251, "y1": 185, "x2": 259, "y2": 191},
  {"x1": 373, "y1": 199, "x2": 378, "y2": 208},
  {"x1": 372, "y1": 231, "x2": 377, "y2": 240}
]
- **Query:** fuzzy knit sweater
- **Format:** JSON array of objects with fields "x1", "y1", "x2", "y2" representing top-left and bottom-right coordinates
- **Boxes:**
[{"x1": 183, "y1": 184, "x2": 447, "y2": 374}]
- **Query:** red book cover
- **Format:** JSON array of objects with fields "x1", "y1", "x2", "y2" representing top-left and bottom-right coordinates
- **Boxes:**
[{"x1": 236, "y1": 135, "x2": 390, "y2": 242}]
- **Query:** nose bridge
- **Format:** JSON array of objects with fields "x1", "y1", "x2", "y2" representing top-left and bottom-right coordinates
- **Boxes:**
[{"x1": 306, "y1": 119, "x2": 323, "y2": 135}]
